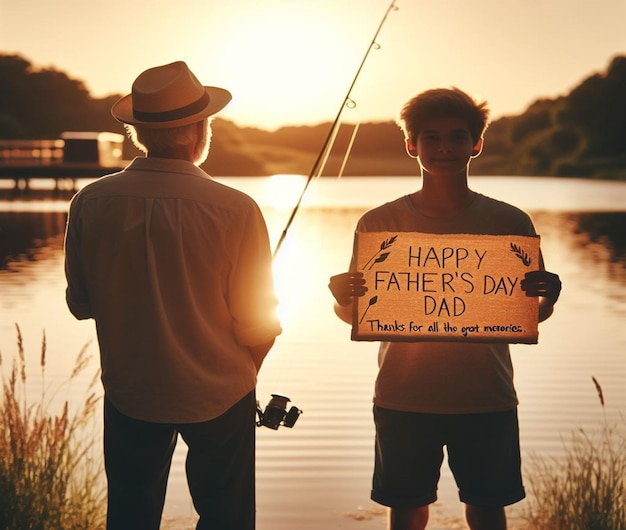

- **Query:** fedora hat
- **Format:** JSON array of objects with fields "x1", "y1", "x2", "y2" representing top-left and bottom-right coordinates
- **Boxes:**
[{"x1": 111, "y1": 61, "x2": 232, "y2": 128}]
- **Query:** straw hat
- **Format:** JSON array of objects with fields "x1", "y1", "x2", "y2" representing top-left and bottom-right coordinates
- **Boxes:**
[{"x1": 111, "y1": 61, "x2": 232, "y2": 128}]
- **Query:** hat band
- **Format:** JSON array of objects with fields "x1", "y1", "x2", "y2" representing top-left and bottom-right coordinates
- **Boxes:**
[{"x1": 132, "y1": 91, "x2": 210, "y2": 123}]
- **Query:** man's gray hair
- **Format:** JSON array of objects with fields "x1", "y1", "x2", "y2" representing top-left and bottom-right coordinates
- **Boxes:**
[{"x1": 125, "y1": 119, "x2": 211, "y2": 164}]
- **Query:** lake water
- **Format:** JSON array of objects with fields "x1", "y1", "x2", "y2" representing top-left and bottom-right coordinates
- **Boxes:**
[{"x1": 1, "y1": 175, "x2": 625, "y2": 529}]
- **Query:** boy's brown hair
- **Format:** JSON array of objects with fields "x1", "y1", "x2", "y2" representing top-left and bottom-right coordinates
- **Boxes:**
[{"x1": 398, "y1": 87, "x2": 490, "y2": 145}]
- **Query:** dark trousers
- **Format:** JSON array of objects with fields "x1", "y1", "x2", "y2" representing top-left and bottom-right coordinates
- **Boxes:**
[{"x1": 103, "y1": 391, "x2": 257, "y2": 530}]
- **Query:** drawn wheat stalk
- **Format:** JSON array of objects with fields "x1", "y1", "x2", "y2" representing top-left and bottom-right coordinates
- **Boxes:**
[
  {"x1": 510, "y1": 242, "x2": 532, "y2": 266},
  {"x1": 362, "y1": 235, "x2": 398, "y2": 270},
  {"x1": 359, "y1": 295, "x2": 378, "y2": 324}
]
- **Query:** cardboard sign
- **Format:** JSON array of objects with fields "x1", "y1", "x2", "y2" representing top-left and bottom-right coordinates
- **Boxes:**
[{"x1": 352, "y1": 232, "x2": 540, "y2": 343}]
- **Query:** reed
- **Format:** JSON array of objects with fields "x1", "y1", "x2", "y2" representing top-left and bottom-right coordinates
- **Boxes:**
[
  {"x1": 0, "y1": 324, "x2": 105, "y2": 530},
  {"x1": 522, "y1": 377, "x2": 626, "y2": 530}
]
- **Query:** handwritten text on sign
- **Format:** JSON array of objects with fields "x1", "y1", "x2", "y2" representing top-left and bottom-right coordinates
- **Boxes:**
[{"x1": 352, "y1": 232, "x2": 540, "y2": 343}]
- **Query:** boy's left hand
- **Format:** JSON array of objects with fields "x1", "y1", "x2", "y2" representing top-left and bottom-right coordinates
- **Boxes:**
[{"x1": 521, "y1": 270, "x2": 562, "y2": 303}]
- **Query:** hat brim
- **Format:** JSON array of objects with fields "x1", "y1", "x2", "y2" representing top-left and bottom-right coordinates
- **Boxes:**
[{"x1": 111, "y1": 86, "x2": 232, "y2": 128}]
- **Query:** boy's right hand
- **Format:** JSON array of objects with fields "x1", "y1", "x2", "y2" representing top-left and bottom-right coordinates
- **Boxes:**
[{"x1": 328, "y1": 272, "x2": 367, "y2": 306}]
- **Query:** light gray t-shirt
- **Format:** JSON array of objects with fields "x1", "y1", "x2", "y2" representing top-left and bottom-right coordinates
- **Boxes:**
[{"x1": 350, "y1": 192, "x2": 540, "y2": 414}]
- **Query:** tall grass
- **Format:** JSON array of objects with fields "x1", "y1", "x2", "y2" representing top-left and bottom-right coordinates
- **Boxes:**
[
  {"x1": 0, "y1": 324, "x2": 105, "y2": 530},
  {"x1": 523, "y1": 377, "x2": 626, "y2": 530}
]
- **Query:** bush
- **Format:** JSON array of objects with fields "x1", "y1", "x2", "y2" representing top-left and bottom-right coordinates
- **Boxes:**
[
  {"x1": 0, "y1": 324, "x2": 105, "y2": 530},
  {"x1": 523, "y1": 378, "x2": 626, "y2": 530}
]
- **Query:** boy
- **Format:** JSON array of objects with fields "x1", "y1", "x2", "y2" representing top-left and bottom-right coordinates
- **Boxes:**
[{"x1": 328, "y1": 88, "x2": 561, "y2": 530}]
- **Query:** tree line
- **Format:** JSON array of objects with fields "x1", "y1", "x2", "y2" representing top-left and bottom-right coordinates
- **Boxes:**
[{"x1": 1, "y1": 53, "x2": 624, "y2": 178}]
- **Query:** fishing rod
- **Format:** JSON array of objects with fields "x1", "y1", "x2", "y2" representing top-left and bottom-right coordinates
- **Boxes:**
[{"x1": 272, "y1": 0, "x2": 399, "y2": 258}]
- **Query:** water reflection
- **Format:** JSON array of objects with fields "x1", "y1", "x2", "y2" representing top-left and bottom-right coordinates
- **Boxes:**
[
  {"x1": 573, "y1": 212, "x2": 626, "y2": 263},
  {"x1": 1, "y1": 195, "x2": 625, "y2": 529},
  {"x1": 0, "y1": 210, "x2": 67, "y2": 269},
  {"x1": 2, "y1": 207, "x2": 624, "y2": 273}
]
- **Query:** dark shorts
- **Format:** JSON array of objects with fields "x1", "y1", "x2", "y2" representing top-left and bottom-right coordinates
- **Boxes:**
[{"x1": 371, "y1": 407, "x2": 525, "y2": 508}]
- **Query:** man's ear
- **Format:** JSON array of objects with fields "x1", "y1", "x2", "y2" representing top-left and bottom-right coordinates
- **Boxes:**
[
  {"x1": 471, "y1": 137, "x2": 484, "y2": 158},
  {"x1": 405, "y1": 138, "x2": 418, "y2": 158}
]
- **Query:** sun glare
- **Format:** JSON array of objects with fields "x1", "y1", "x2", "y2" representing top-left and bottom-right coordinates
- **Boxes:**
[
  {"x1": 272, "y1": 234, "x2": 321, "y2": 331},
  {"x1": 262, "y1": 174, "x2": 309, "y2": 212},
  {"x1": 205, "y1": 3, "x2": 360, "y2": 129}
]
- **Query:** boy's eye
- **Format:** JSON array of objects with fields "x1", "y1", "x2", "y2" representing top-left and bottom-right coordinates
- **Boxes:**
[{"x1": 451, "y1": 132, "x2": 470, "y2": 142}]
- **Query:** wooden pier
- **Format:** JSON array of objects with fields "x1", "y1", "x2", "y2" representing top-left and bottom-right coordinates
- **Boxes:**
[{"x1": 0, "y1": 132, "x2": 126, "y2": 191}]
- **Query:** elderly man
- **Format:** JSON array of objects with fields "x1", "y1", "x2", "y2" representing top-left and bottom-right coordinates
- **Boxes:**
[{"x1": 64, "y1": 61, "x2": 282, "y2": 530}]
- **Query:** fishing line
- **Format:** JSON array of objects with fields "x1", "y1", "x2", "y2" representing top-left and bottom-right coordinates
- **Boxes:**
[
  {"x1": 272, "y1": 0, "x2": 399, "y2": 258},
  {"x1": 337, "y1": 123, "x2": 360, "y2": 178},
  {"x1": 315, "y1": 113, "x2": 347, "y2": 179}
]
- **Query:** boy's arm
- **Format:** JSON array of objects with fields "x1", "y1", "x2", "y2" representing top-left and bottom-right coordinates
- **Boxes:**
[
  {"x1": 538, "y1": 298, "x2": 557, "y2": 322},
  {"x1": 333, "y1": 301, "x2": 354, "y2": 325}
]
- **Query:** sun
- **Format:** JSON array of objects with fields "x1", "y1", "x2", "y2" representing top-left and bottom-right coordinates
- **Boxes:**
[{"x1": 202, "y1": 4, "x2": 361, "y2": 129}]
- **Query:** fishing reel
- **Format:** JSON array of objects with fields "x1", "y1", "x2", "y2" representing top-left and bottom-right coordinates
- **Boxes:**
[{"x1": 256, "y1": 394, "x2": 302, "y2": 430}]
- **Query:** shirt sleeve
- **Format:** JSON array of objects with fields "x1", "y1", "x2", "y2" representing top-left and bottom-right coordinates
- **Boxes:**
[
  {"x1": 228, "y1": 200, "x2": 282, "y2": 346},
  {"x1": 64, "y1": 194, "x2": 93, "y2": 320}
]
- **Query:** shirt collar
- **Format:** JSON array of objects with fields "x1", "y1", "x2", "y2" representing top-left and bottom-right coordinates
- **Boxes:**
[{"x1": 124, "y1": 156, "x2": 211, "y2": 180}]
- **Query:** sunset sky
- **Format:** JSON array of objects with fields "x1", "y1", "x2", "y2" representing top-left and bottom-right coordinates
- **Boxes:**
[{"x1": 1, "y1": 0, "x2": 625, "y2": 130}]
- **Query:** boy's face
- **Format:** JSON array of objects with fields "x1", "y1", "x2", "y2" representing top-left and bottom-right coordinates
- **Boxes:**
[{"x1": 407, "y1": 116, "x2": 482, "y2": 178}]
